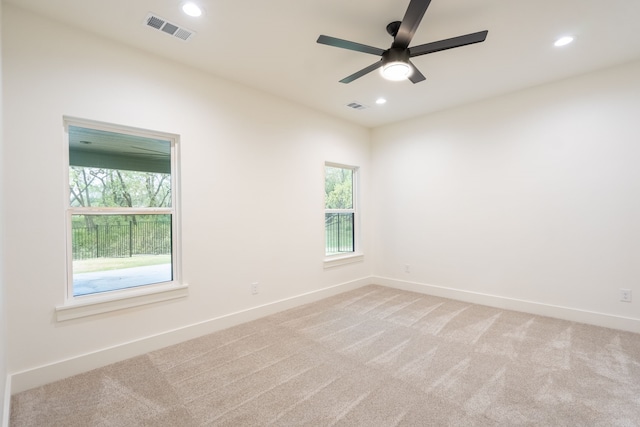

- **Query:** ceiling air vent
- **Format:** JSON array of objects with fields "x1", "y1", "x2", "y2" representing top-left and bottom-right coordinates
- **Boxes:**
[
  {"x1": 346, "y1": 102, "x2": 368, "y2": 111},
  {"x1": 144, "y1": 13, "x2": 195, "y2": 41}
]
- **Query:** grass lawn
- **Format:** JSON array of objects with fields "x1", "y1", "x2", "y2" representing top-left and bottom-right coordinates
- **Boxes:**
[{"x1": 73, "y1": 254, "x2": 171, "y2": 273}]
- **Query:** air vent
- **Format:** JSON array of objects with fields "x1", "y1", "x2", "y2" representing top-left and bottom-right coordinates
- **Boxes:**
[
  {"x1": 346, "y1": 102, "x2": 368, "y2": 110},
  {"x1": 144, "y1": 13, "x2": 195, "y2": 42}
]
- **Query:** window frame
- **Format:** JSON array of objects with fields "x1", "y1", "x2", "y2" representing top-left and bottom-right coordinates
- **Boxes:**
[
  {"x1": 58, "y1": 117, "x2": 186, "y2": 320},
  {"x1": 323, "y1": 162, "x2": 363, "y2": 268}
]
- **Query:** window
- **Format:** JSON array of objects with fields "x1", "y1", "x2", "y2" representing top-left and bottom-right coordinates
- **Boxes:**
[
  {"x1": 325, "y1": 163, "x2": 359, "y2": 259},
  {"x1": 64, "y1": 117, "x2": 180, "y2": 302}
]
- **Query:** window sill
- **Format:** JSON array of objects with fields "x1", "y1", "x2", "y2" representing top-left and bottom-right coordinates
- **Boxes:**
[
  {"x1": 56, "y1": 283, "x2": 188, "y2": 321},
  {"x1": 323, "y1": 253, "x2": 364, "y2": 269}
]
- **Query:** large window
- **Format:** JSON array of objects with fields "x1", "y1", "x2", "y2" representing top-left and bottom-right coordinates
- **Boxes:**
[
  {"x1": 325, "y1": 163, "x2": 358, "y2": 256},
  {"x1": 64, "y1": 118, "x2": 179, "y2": 300}
]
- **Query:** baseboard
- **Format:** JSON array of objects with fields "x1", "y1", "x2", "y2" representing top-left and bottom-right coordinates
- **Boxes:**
[
  {"x1": 10, "y1": 277, "x2": 371, "y2": 395},
  {"x1": 3, "y1": 375, "x2": 11, "y2": 427},
  {"x1": 13, "y1": 275, "x2": 636, "y2": 396},
  {"x1": 373, "y1": 276, "x2": 640, "y2": 334}
]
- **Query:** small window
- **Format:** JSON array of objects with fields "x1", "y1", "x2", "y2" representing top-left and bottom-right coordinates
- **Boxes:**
[
  {"x1": 325, "y1": 163, "x2": 358, "y2": 256},
  {"x1": 65, "y1": 118, "x2": 180, "y2": 299}
]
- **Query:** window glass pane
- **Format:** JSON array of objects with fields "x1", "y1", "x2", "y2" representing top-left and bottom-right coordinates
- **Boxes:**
[
  {"x1": 69, "y1": 166, "x2": 171, "y2": 208},
  {"x1": 68, "y1": 125, "x2": 171, "y2": 173},
  {"x1": 71, "y1": 214, "x2": 172, "y2": 296},
  {"x1": 325, "y1": 166, "x2": 353, "y2": 209},
  {"x1": 325, "y1": 212, "x2": 354, "y2": 255},
  {"x1": 68, "y1": 125, "x2": 171, "y2": 209}
]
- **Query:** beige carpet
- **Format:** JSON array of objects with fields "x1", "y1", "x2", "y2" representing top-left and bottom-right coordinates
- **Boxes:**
[{"x1": 10, "y1": 285, "x2": 640, "y2": 426}]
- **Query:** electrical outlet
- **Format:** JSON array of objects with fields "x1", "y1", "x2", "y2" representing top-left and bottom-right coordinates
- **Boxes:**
[
  {"x1": 620, "y1": 288, "x2": 632, "y2": 302},
  {"x1": 404, "y1": 264, "x2": 410, "y2": 273},
  {"x1": 251, "y1": 282, "x2": 259, "y2": 295}
]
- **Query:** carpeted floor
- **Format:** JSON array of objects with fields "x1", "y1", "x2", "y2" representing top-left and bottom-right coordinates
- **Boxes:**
[{"x1": 10, "y1": 285, "x2": 640, "y2": 426}]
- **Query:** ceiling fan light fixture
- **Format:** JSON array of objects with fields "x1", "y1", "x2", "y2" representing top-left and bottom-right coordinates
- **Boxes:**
[
  {"x1": 381, "y1": 48, "x2": 412, "y2": 81},
  {"x1": 382, "y1": 61, "x2": 412, "y2": 81}
]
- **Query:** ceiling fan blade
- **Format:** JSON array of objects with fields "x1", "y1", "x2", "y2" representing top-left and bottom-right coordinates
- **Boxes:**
[
  {"x1": 408, "y1": 61, "x2": 426, "y2": 83},
  {"x1": 409, "y1": 30, "x2": 488, "y2": 57},
  {"x1": 392, "y1": 0, "x2": 433, "y2": 49},
  {"x1": 339, "y1": 61, "x2": 382, "y2": 84},
  {"x1": 317, "y1": 35, "x2": 385, "y2": 56}
]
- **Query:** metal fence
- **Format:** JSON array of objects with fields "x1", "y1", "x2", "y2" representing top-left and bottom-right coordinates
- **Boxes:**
[
  {"x1": 325, "y1": 213, "x2": 354, "y2": 254},
  {"x1": 72, "y1": 221, "x2": 171, "y2": 259}
]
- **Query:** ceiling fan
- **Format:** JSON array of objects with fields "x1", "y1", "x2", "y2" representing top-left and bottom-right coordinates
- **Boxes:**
[{"x1": 316, "y1": 0, "x2": 488, "y2": 84}]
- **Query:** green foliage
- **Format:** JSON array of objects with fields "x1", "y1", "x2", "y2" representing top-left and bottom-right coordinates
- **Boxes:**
[
  {"x1": 325, "y1": 166, "x2": 353, "y2": 209},
  {"x1": 69, "y1": 166, "x2": 171, "y2": 209}
]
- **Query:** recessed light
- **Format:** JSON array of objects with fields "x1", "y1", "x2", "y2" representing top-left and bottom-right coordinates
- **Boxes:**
[
  {"x1": 375, "y1": 98, "x2": 387, "y2": 105},
  {"x1": 182, "y1": 2, "x2": 202, "y2": 17},
  {"x1": 554, "y1": 36, "x2": 574, "y2": 47}
]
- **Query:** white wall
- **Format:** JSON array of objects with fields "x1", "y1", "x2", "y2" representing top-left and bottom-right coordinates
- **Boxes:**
[
  {"x1": 2, "y1": 4, "x2": 371, "y2": 392},
  {"x1": 372, "y1": 59, "x2": 640, "y2": 331},
  {"x1": 0, "y1": 1, "x2": 9, "y2": 421}
]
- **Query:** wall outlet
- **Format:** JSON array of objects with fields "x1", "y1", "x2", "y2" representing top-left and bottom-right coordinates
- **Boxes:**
[
  {"x1": 620, "y1": 288, "x2": 632, "y2": 302},
  {"x1": 404, "y1": 264, "x2": 410, "y2": 273},
  {"x1": 251, "y1": 282, "x2": 259, "y2": 295}
]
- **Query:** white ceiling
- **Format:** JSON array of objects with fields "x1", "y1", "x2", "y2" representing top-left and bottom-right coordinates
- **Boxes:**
[{"x1": 7, "y1": 0, "x2": 640, "y2": 128}]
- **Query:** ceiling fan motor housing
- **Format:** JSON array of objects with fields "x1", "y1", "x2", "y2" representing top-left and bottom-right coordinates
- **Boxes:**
[{"x1": 382, "y1": 47, "x2": 410, "y2": 65}]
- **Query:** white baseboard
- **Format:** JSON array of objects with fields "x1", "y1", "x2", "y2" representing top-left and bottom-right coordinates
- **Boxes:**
[
  {"x1": 2, "y1": 375, "x2": 11, "y2": 427},
  {"x1": 10, "y1": 277, "x2": 371, "y2": 395},
  {"x1": 11, "y1": 276, "x2": 638, "y2": 397},
  {"x1": 373, "y1": 276, "x2": 640, "y2": 334}
]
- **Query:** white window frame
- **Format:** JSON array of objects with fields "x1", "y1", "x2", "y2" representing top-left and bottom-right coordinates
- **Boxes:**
[
  {"x1": 57, "y1": 117, "x2": 186, "y2": 321},
  {"x1": 323, "y1": 162, "x2": 363, "y2": 268}
]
